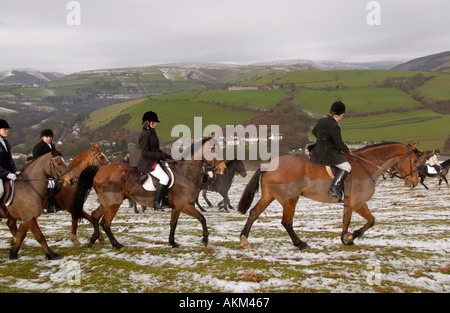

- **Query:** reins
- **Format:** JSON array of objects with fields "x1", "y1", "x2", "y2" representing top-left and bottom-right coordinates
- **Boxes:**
[{"x1": 350, "y1": 144, "x2": 416, "y2": 186}]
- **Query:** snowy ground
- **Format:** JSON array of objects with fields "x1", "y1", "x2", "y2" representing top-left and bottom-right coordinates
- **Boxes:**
[{"x1": 0, "y1": 173, "x2": 448, "y2": 293}]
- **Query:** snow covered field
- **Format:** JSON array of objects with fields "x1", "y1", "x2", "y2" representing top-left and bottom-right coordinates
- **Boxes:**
[{"x1": 0, "y1": 173, "x2": 448, "y2": 293}]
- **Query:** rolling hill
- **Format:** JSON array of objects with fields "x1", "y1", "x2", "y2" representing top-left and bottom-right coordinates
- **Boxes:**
[{"x1": 392, "y1": 51, "x2": 450, "y2": 73}]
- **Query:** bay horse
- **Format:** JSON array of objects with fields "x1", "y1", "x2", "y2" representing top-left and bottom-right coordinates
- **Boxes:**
[
  {"x1": 196, "y1": 160, "x2": 247, "y2": 211},
  {"x1": 54, "y1": 143, "x2": 109, "y2": 244},
  {"x1": 72, "y1": 137, "x2": 227, "y2": 249},
  {"x1": 3, "y1": 150, "x2": 75, "y2": 259},
  {"x1": 417, "y1": 159, "x2": 450, "y2": 189},
  {"x1": 238, "y1": 142, "x2": 419, "y2": 250}
]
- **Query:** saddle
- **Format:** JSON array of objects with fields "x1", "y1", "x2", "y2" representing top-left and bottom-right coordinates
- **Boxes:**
[
  {"x1": 426, "y1": 165, "x2": 438, "y2": 175},
  {"x1": 141, "y1": 162, "x2": 175, "y2": 192},
  {"x1": 0, "y1": 180, "x2": 14, "y2": 217}
]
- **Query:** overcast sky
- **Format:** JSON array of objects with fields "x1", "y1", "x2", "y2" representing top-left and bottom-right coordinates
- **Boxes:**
[{"x1": 1, "y1": 0, "x2": 449, "y2": 73}]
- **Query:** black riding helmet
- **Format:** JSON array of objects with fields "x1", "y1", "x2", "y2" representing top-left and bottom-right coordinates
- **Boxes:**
[
  {"x1": 0, "y1": 119, "x2": 11, "y2": 129},
  {"x1": 40, "y1": 128, "x2": 54, "y2": 138},
  {"x1": 142, "y1": 111, "x2": 160, "y2": 123},
  {"x1": 330, "y1": 101, "x2": 346, "y2": 116}
]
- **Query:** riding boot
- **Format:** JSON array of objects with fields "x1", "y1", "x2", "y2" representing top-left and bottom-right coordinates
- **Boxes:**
[
  {"x1": 136, "y1": 174, "x2": 148, "y2": 185},
  {"x1": 153, "y1": 184, "x2": 168, "y2": 210},
  {"x1": 328, "y1": 170, "x2": 349, "y2": 200},
  {"x1": 46, "y1": 189, "x2": 56, "y2": 213}
]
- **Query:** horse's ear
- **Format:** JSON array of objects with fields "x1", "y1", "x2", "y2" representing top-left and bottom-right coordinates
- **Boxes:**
[
  {"x1": 92, "y1": 142, "x2": 99, "y2": 149},
  {"x1": 411, "y1": 142, "x2": 418, "y2": 150},
  {"x1": 51, "y1": 148, "x2": 57, "y2": 157}
]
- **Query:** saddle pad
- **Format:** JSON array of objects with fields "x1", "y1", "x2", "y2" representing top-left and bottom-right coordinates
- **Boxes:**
[
  {"x1": 426, "y1": 165, "x2": 437, "y2": 174},
  {"x1": 142, "y1": 163, "x2": 175, "y2": 191}
]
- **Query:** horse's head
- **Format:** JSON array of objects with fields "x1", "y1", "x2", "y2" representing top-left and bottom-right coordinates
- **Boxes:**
[
  {"x1": 91, "y1": 142, "x2": 110, "y2": 165},
  {"x1": 50, "y1": 151, "x2": 76, "y2": 186},
  {"x1": 201, "y1": 137, "x2": 227, "y2": 175},
  {"x1": 236, "y1": 160, "x2": 247, "y2": 177},
  {"x1": 396, "y1": 142, "x2": 419, "y2": 188}
]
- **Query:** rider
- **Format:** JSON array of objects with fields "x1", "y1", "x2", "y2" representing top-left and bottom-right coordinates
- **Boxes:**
[
  {"x1": 32, "y1": 128, "x2": 60, "y2": 213},
  {"x1": 137, "y1": 111, "x2": 171, "y2": 210},
  {"x1": 309, "y1": 101, "x2": 352, "y2": 200},
  {"x1": 0, "y1": 119, "x2": 20, "y2": 203},
  {"x1": 428, "y1": 149, "x2": 441, "y2": 173}
]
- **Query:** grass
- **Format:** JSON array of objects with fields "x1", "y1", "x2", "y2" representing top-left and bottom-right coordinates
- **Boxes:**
[{"x1": 0, "y1": 177, "x2": 447, "y2": 293}]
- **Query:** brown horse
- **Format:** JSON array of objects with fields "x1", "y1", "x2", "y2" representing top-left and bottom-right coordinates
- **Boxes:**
[
  {"x1": 72, "y1": 137, "x2": 227, "y2": 249},
  {"x1": 4, "y1": 150, "x2": 75, "y2": 259},
  {"x1": 54, "y1": 143, "x2": 109, "y2": 244},
  {"x1": 238, "y1": 142, "x2": 419, "y2": 250}
]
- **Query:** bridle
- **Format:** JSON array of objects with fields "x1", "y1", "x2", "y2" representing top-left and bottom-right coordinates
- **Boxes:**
[
  {"x1": 351, "y1": 145, "x2": 417, "y2": 186},
  {"x1": 91, "y1": 148, "x2": 110, "y2": 165}
]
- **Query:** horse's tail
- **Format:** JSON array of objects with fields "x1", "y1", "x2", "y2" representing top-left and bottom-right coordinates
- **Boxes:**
[
  {"x1": 72, "y1": 165, "x2": 100, "y2": 220},
  {"x1": 238, "y1": 168, "x2": 262, "y2": 214}
]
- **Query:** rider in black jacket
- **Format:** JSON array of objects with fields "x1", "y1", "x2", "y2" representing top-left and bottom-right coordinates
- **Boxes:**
[{"x1": 310, "y1": 101, "x2": 352, "y2": 200}]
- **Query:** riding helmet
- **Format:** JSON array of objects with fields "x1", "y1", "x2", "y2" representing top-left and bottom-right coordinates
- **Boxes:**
[
  {"x1": 40, "y1": 128, "x2": 54, "y2": 138},
  {"x1": 434, "y1": 149, "x2": 440, "y2": 154},
  {"x1": 142, "y1": 111, "x2": 160, "y2": 123},
  {"x1": 330, "y1": 101, "x2": 346, "y2": 116},
  {"x1": 0, "y1": 119, "x2": 11, "y2": 129}
]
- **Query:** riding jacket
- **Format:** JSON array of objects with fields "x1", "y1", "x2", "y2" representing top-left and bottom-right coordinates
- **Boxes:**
[
  {"x1": 137, "y1": 127, "x2": 168, "y2": 173},
  {"x1": 0, "y1": 138, "x2": 18, "y2": 180},
  {"x1": 310, "y1": 115, "x2": 350, "y2": 166},
  {"x1": 32, "y1": 140, "x2": 56, "y2": 159}
]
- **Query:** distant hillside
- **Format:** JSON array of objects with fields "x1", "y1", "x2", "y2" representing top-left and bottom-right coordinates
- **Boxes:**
[
  {"x1": 0, "y1": 69, "x2": 66, "y2": 84},
  {"x1": 392, "y1": 51, "x2": 450, "y2": 72}
]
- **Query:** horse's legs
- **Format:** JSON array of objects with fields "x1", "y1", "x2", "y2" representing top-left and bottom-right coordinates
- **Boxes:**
[
  {"x1": 420, "y1": 175, "x2": 429, "y2": 190},
  {"x1": 9, "y1": 221, "x2": 28, "y2": 259},
  {"x1": 202, "y1": 190, "x2": 212, "y2": 207},
  {"x1": 341, "y1": 202, "x2": 355, "y2": 245},
  {"x1": 352, "y1": 203, "x2": 375, "y2": 241},
  {"x1": 6, "y1": 218, "x2": 18, "y2": 245},
  {"x1": 178, "y1": 202, "x2": 209, "y2": 247},
  {"x1": 100, "y1": 204, "x2": 123, "y2": 250},
  {"x1": 168, "y1": 208, "x2": 180, "y2": 248},
  {"x1": 28, "y1": 217, "x2": 60, "y2": 260},
  {"x1": 89, "y1": 204, "x2": 105, "y2": 246},
  {"x1": 239, "y1": 195, "x2": 274, "y2": 249},
  {"x1": 281, "y1": 197, "x2": 309, "y2": 250},
  {"x1": 195, "y1": 196, "x2": 206, "y2": 212}
]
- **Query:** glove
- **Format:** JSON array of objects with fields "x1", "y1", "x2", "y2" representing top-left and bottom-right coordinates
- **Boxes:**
[
  {"x1": 6, "y1": 173, "x2": 17, "y2": 181},
  {"x1": 15, "y1": 171, "x2": 21, "y2": 175}
]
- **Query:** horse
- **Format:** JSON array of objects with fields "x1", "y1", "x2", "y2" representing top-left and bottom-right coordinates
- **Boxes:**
[
  {"x1": 3, "y1": 150, "x2": 76, "y2": 259},
  {"x1": 53, "y1": 143, "x2": 110, "y2": 244},
  {"x1": 238, "y1": 142, "x2": 419, "y2": 250},
  {"x1": 196, "y1": 160, "x2": 247, "y2": 211},
  {"x1": 72, "y1": 137, "x2": 227, "y2": 249},
  {"x1": 417, "y1": 159, "x2": 450, "y2": 189}
]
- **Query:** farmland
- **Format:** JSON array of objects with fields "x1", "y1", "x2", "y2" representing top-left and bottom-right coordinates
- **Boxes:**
[{"x1": 83, "y1": 69, "x2": 450, "y2": 152}]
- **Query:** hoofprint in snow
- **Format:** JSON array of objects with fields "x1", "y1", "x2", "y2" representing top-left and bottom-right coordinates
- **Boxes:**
[{"x1": 0, "y1": 173, "x2": 448, "y2": 293}]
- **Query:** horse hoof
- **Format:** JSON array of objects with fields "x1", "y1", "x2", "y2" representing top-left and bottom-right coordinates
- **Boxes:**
[
  {"x1": 342, "y1": 233, "x2": 354, "y2": 245},
  {"x1": 240, "y1": 235, "x2": 250, "y2": 249},
  {"x1": 299, "y1": 242, "x2": 310, "y2": 251},
  {"x1": 47, "y1": 253, "x2": 61, "y2": 260}
]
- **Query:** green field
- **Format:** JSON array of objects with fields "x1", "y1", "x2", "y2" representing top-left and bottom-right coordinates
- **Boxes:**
[{"x1": 83, "y1": 69, "x2": 450, "y2": 152}]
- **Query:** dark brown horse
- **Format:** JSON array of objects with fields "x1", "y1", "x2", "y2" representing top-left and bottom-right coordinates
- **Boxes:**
[
  {"x1": 72, "y1": 137, "x2": 227, "y2": 249},
  {"x1": 4, "y1": 150, "x2": 75, "y2": 259},
  {"x1": 196, "y1": 159, "x2": 247, "y2": 211},
  {"x1": 417, "y1": 159, "x2": 450, "y2": 189},
  {"x1": 238, "y1": 142, "x2": 419, "y2": 250},
  {"x1": 54, "y1": 143, "x2": 109, "y2": 244}
]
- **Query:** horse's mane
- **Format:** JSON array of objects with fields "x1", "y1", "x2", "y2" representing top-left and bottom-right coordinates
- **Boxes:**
[
  {"x1": 181, "y1": 137, "x2": 213, "y2": 160},
  {"x1": 440, "y1": 158, "x2": 450, "y2": 168},
  {"x1": 355, "y1": 142, "x2": 401, "y2": 153}
]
